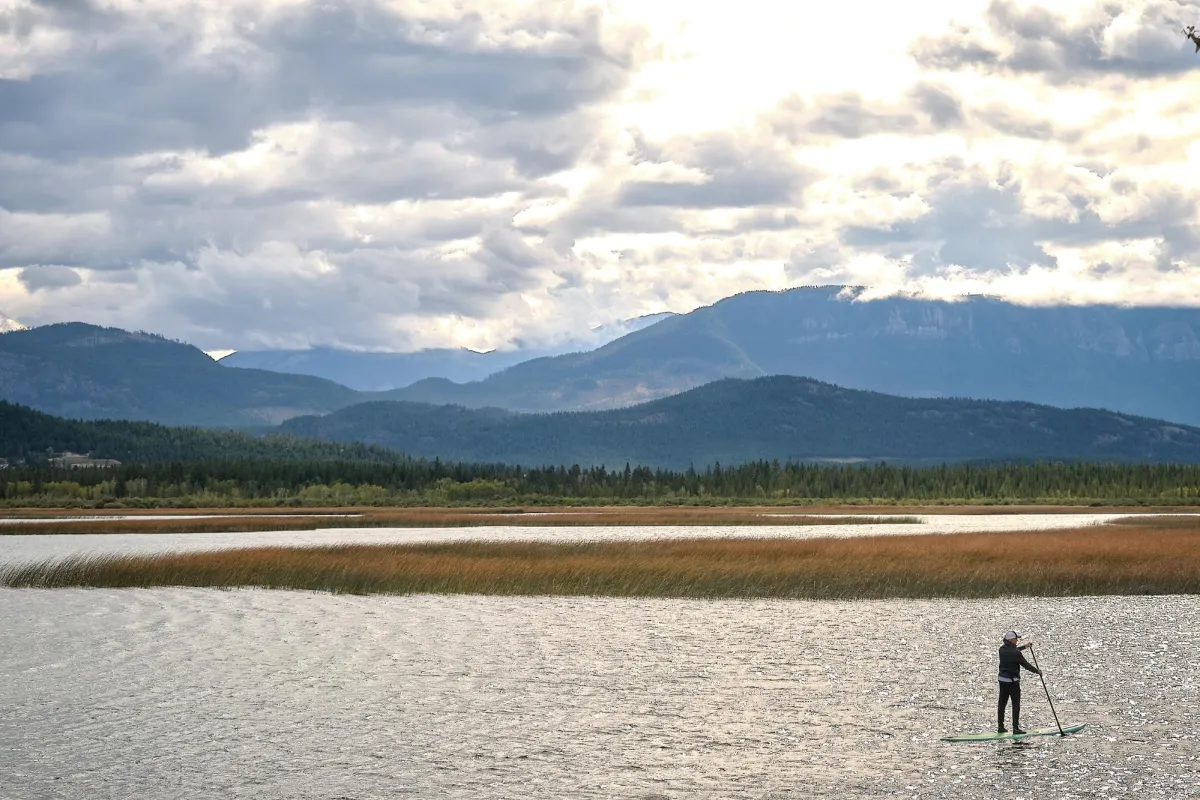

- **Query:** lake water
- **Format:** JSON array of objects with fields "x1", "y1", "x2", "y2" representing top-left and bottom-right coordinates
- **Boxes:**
[
  {"x1": 4, "y1": 517, "x2": 1199, "y2": 798},
  {"x1": 1, "y1": 589, "x2": 1197, "y2": 799},
  {"x1": 2, "y1": 513, "x2": 1189, "y2": 566}
]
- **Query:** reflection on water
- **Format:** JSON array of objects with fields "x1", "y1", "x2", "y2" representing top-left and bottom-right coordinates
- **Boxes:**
[
  {"x1": 1, "y1": 590, "x2": 1197, "y2": 799},
  {"x1": 1, "y1": 513, "x2": 1184, "y2": 566}
]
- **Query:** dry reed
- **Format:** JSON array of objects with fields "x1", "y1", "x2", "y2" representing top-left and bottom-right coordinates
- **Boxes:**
[
  {"x1": 6, "y1": 520, "x2": 1200, "y2": 598},
  {"x1": 0, "y1": 507, "x2": 922, "y2": 535}
]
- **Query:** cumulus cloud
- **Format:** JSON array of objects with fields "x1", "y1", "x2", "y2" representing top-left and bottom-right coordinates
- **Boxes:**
[
  {"x1": 2, "y1": 0, "x2": 1200, "y2": 352},
  {"x1": 911, "y1": 0, "x2": 1200, "y2": 81},
  {"x1": 0, "y1": 0, "x2": 660, "y2": 348},
  {"x1": 18, "y1": 265, "x2": 82, "y2": 292},
  {"x1": 615, "y1": 132, "x2": 814, "y2": 210},
  {"x1": 768, "y1": 82, "x2": 968, "y2": 143}
]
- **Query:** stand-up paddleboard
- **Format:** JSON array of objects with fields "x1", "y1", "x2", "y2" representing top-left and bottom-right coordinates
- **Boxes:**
[{"x1": 942, "y1": 723, "x2": 1086, "y2": 742}]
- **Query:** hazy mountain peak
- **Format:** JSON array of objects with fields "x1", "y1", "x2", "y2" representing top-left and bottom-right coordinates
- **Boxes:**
[{"x1": 220, "y1": 310, "x2": 681, "y2": 391}]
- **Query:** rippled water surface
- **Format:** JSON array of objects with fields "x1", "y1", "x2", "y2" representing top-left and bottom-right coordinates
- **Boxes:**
[
  {"x1": 3, "y1": 513, "x2": 1187, "y2": 566},
  {"x1": 2, "y1": 589, "x2": 1198, "y2": 799}
]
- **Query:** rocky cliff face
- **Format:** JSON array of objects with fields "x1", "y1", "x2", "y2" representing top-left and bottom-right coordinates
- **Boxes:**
[{"x1": 385, "y1": 287, "x2": 1200, "y2": 425}]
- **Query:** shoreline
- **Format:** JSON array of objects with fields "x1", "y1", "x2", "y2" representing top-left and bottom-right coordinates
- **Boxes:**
[
  {"x1": 0, "y1": 504, "x2": 1194, "y2": 535},
  {"x1": 6, "y1": 519, "x2": 1199, "y2": 598}
]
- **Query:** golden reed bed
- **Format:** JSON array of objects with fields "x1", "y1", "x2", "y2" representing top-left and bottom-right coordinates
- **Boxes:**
[
  {"x1": 6, "y1": 518, "x2": 1200, "y2": 598},
  {"x1": 0, "y1": 506, "x2": 928, "y2": 535},
  {"x1": 0, "y1": 502, "x2": 1182, "y2": 535}
]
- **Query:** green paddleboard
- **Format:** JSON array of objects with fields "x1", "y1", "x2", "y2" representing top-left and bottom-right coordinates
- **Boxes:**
[{"x1": 942, "y1": 723, "x2": 1086, "y2": 742}]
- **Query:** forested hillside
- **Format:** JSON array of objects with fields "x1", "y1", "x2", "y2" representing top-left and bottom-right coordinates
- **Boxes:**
[
  {"x1": 283, "y1": 376, "x2": 1200, "y2": 469},
  {"x1": 0, "y1": 401, "x2": 402, "y2": 464},
  {"x1": 0, "y1": 323, "x2": 363, "y2": 426},
  {"x1": 3, "y1": 399, "x2": 1200, "y2": 507}
]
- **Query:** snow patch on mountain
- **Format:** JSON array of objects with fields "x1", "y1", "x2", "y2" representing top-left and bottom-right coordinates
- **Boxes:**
[{"x1": 0, "y1": 312, "x2": 28, "y2": 333}]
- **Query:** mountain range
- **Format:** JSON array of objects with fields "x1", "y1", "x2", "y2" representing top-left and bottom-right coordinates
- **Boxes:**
[
  {"x1": 4, "y1": 376, "x2": 1198, "y2": 470},
  {"x1": 4, "y1": 285, "x2": 1200, "y2": 450},
  {"x1": 383, "y1": 287, "x2": 1200, "y2": 425},
  {"x1": 219, "y1": 312, "x2": 677, "y2": 390},
  {"x1": 0, "y1": 323, "x2": 364, "y2": 427},
  {"x1": 278, "y1": 376, "x2": 1200, "y2": 469}
]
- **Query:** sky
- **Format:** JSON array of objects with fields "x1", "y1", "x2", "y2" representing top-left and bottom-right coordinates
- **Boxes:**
[{"x1": 2, "y1": 0, "x2": 1200, "y2": 353}]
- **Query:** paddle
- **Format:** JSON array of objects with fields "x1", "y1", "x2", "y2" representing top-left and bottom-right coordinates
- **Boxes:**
[{"x1": 1026, "y1": 643, "x2": 1065, "y2": 736}]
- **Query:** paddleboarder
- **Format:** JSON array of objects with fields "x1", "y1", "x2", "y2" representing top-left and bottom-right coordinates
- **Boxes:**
[{"x1": 998, "y1": 630, "x2": 1041, "y2": 734}]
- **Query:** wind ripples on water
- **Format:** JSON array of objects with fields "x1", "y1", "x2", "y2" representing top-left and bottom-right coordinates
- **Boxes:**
[{"x1": 1, "y1": 589, "x2": 1198, "y2": 799}]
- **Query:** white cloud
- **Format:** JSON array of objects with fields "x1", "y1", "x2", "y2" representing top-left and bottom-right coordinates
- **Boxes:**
[{"x1": 1, "y1": 0, "x2": 1200, "y2": 353}]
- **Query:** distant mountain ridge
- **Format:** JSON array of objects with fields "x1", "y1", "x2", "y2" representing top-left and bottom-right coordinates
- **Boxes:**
[
  {"x1": 220, "y1": 312, "x2": 677, "y2": 390},
  {"x1": 280, "y1": 376, "x2": 1200, "y2": 469},
  {"x1": 10, "y1": 288, "x2": 1200, "y2": 433},
  {"x1": 382, "y1": 287, "x2": 1200, "y2": 425},
  {"x1": 0, "y1": 323, "x2": 365, "y2": 427}
]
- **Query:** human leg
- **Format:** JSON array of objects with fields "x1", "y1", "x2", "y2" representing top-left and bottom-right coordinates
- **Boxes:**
[
  {"x1": 1010, "y1": 681, "x2": 1023, "y2": 732},
  {"x1": 997, "y1": 681, "x2": 1013, "y2": 731}
]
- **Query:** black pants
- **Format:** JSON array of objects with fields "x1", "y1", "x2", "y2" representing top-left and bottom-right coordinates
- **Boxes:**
[{"x1": 997, "y1": 680, "x2": 1022, "y2": 729}]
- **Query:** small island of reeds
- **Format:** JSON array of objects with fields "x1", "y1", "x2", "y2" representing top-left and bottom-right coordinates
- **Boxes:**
[
  {"x1": 0, "y1": 507, "x2": 924, "y2": 535},
  {"x1": 6, "y1": 516, "x2": 1199, "y2": 599}
]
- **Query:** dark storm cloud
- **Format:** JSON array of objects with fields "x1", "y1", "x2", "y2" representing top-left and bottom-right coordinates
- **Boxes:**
[{"x1": 911, "y1": 0, "x2": 1199, "y2": 82}]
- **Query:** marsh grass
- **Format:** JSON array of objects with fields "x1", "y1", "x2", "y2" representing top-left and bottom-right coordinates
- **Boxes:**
[
  {"x1": 0, "y1": 507, "x2": 922, "y2": 535},
  {"x1": 6, "y1": 522, "x2": 1200, "y2": 598},
  {"x1": 1106, "y1": 515, "x2": 1200, "y2": 529}
]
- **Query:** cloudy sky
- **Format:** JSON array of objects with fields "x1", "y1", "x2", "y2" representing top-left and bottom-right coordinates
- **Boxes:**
[{"x1": 2, "y1": 0, "x2": 1200, "y2": 352}]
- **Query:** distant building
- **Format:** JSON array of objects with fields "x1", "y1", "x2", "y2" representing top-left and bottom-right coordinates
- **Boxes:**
[{"x1": 49, "y1": 452, "x2": 122, "y2": 469}]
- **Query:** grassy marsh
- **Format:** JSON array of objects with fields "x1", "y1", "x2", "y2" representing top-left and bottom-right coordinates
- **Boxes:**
[
  {"x1": 0, "y1": 506, "x2": 923, "y2": 535},
  {"x1": 6, "y1": 519, "x2": 1200, "y2": 598}
]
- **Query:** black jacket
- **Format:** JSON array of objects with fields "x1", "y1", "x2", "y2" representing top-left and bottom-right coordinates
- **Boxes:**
[{"x1": 998, "y1": 642, "x2": 1039, "y2": 681}]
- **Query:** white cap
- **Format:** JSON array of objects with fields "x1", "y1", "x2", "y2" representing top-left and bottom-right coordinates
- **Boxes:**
[{"x1": 1004, "y1": 630, "x2": 1019, "y2": 641}]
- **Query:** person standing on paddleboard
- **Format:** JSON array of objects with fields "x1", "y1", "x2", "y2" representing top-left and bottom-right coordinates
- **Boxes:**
[{"x1": 998, "y1": 630, "x2": 1041, "y2": 734}]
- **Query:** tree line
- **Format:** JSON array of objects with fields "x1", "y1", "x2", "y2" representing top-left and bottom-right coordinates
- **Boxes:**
[{"x1": 3, "y1": 458, "x2": 1199, "y2": 507}]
